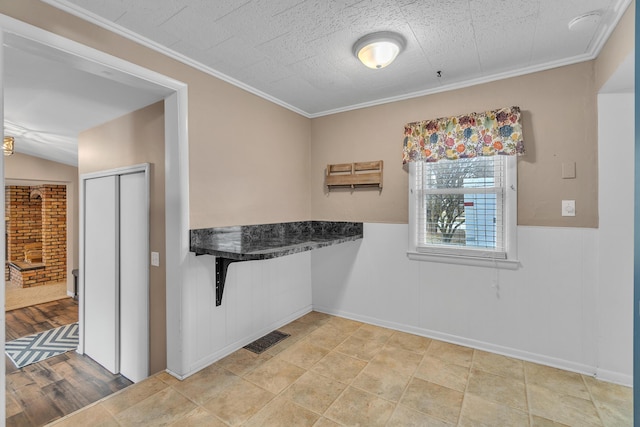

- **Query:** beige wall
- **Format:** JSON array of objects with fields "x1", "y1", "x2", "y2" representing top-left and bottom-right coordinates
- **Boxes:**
[
  {"x1": 311, "y1": 61, "x2": 599, "y2": 227},
  {"x1": 5, "y1": 153, "x2": 79, "y2": 293},
  {"x1": 79, "y1": 101, "x2": 166, "y2": 374},
  {"x1": 0, "y1": 0, "x2": 311, "y2": 230}
]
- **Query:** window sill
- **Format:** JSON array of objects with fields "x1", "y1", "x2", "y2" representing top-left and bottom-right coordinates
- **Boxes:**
[{"x1": 407, "y1": 251, "x2": 520, "y2": 270}]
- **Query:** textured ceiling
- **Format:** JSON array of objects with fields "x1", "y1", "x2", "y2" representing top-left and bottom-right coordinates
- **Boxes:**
[{"x1": 49, "y1": 0, "x2": 632, "y2": 117}]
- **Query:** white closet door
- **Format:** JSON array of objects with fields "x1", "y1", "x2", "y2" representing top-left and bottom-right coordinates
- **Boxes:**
[
  {"x1": 119, "y1": 171, "x2": 148, "y2": 382},
  {"x1": 84, "y1": 175, "x2": 119, "y2": 374}
]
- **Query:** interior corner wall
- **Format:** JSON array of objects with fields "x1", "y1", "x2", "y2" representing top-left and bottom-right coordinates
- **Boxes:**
[
  {"x1": 78, "y1": 101, "x2": 166, "y2": 374},
  {"x1": 5, "y1": 153, "x2": 78, "y2": 296}
]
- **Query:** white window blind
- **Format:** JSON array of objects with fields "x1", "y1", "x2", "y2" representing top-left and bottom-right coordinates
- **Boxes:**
[{"x1": 414, "y1": 156, "x2": 507, "y2": 259}]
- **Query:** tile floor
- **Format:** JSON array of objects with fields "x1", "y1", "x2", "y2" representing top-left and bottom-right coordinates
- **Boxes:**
[{"x1": 50, "y1": 312, "x2": 632, "y2": 426}]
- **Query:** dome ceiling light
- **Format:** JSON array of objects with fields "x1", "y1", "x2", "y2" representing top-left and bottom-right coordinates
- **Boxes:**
[{"x1": 353, "y1": 31, "x2": 406, "y2": 69}]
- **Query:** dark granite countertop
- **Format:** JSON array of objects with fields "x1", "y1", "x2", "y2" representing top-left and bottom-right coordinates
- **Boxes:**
[{"x1": 190, "y1": 221, "x2": 363, "y2": 260}]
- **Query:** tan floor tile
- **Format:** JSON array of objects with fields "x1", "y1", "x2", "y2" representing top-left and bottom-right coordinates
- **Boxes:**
[
  {"x1": 278, "y1": 339, "x2": 330, "y2": 369},
  {"x1": 583, "y1": 376, "x2": 633, "y2": 427},
  {"x1": 352, "y1": 347, "x2": 422, "y2": 401},
  {"x1": 244, "y1": 396, "x2": 320, "y2": 426},
  {"x1": 414, "y1": 355, "x2": 469, "y2": 392},
  {"x1": 51, "y1": 403, "x2": 118, "y2": 427},
  {"x1": 281, "y1": 371, "x2": 346, "y2": 414},
  {"x1": 335, "y1": 335, "x2": 385, "y2": 361},
  {"x1": 168, "y1": 407, "x2": 227, "y2": 426},
  {"x1": 215, "y1": 348, "x2": 272, "y2": 376},
  {"x1": 400, "y1": 378, "x2": 464, "y2": 424},
  {"x1": 297, "y1": 310, "x2": 332, "y2": 326},
  {"x1": 527, "y1": 382, "x2": 602, "y2": 426},
  {"x1": 466, "y1": 369, "x2": 527, "y2": 411},
  {"x1": 311, "y1": 351, "x2": 367, "y2": 384},
  {"x1": 459, "y1": 394, "x2": 529, "y2": 427},
  {"x1": 100, "y1": 376, "x2": 170, "y2": 415},
  {"x1": 387, "y1": 405, "x2": 454, "y2": 426},
  {"x1": 203, "y1": 378, "x2": 275, "y2": 426},
  {"x1": 279, "y1": 318, "x2": 321, "y2": 338},
  {"x1": 244, "y1": 357, "x2": 306, "y2": 394},
  {"x1": 352, "y1": 323, "x2": 394, "y2": 343},
  {"x1": 264, "y1": 332, "x2": 300, "y2": 356},
  {"x1": 325, "y1": 387, "x2": 395, "y2": 427},
  {"x1": 115, "y1": 387, "x2": 197, "y2": 427},
  {"x1": 155, "y1": 371, "x2": 182, "y2": 386},
  {"x1": 172, "y1": 364, "x2": 241, "y2": 405},
  {"x1": 306, "y1": 324, "x2": 351, "y2": 350},
  {"x1": 368, "y1": 347, "x2": 423, "y2": 376},
  {"x1": 369, "y1": 347, "x2": 423, "y2": 375},
  {"x1": 524, "y1": 362, "x2": 590, "y2": 399},
  {"x1": 427, "y1": 340, "x2": 474, "y2": 368},
  {"x1": 326, "y1": 316, "x2": 363, "y2": 334},
  {"x1": 473, "y1": 350, "x2": 524, "y2": 381},
  {"x1": 352, "y1": 367, "x2": 411, "y2": 402},
  {"x1": 385, "y1": 331, "x2": 432, "y2": 354},
  {"x1": 530, "y1": 415, "x2": 571, "y2": 426},
  {"x1": 313, "y1": 417, "x2": 342, "y2": 427}
]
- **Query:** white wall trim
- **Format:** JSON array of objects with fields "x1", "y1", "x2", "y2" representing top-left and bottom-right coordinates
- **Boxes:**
[
  {"x1": 0, "y1": 14, "x2": 190, "y2": 376},
  {"x1": 595, "y1": 368, "x2": 633, "y2": 387}
]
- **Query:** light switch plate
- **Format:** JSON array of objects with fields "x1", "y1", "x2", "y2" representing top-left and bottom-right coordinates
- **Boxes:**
[
  {"x1": 562, "y1": 200, "x2": 575, "y2": 217},
  {"x1": 562, "y1": 162, "x2": 576, "y2": 179},
  {"x1": 151, "y1": 252, "x2": 160, "y2": 266}
]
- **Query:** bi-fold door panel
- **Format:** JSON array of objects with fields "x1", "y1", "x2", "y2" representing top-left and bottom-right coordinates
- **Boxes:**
[
  {"x1": 83, "y1": 169, "x2": 148, "y2": 383},
  {"x1": 83, "y1": 175, "x2": 119, "y2": 374},
  {"x1": 119, "y1": 171, "x2": 149, "y2": 383}
]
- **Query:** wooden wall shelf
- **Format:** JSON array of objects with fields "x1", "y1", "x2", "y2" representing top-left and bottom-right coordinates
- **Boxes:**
[{"x1": 326, "y1": 161, "x2": 383, "y2": 190}]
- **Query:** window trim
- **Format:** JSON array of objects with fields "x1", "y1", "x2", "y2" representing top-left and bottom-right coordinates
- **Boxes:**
[{"x1": 407, "y1": 156, "x2": 519, "y2": 269}]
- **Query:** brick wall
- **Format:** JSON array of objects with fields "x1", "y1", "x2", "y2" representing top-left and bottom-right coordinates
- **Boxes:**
[
  {"x1": 41, "y1": 185, "x2": 67, "y2": 284},
  {"x1": 5, "y1": 184, "x2": 67, "y2": 287},
  {"x1": 6, "y1": 186, "x2": 42, "y2": 262}
]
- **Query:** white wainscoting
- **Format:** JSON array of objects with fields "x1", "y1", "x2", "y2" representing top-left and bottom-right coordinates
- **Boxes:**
[
  {"x1": 174, "y1": 251, "x2": 312, "y2": 378},
  {"x1": 311, "y1": 223, "x2": 632, "y2": 386}
]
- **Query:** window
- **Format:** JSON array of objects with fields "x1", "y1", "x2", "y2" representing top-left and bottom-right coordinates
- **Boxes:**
[{"x1": 408, "y1": 156, "x2": 518, "y2": 267}]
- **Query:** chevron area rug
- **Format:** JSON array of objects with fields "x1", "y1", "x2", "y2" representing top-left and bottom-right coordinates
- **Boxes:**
[{"x1": 6, "y1": 323, "x2": 79, "y2": 368}]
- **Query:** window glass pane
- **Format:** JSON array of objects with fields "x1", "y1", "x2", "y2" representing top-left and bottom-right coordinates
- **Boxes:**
[{"x1": 418, "y1": 156, "x2": 505, "y2": 252}]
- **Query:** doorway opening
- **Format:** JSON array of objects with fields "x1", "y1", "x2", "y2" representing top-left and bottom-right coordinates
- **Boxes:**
[
  {"x1": 0, "y1": 11, "x2": 189, "y2": 425},
  {"x1": 5, "y1": 182, "x2": 70, "y2": 310}
]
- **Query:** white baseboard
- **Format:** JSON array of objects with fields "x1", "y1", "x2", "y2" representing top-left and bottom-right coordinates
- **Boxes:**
[
  {"x1": 595, "y1": 368, "x2": 633, "y2": 387},
  {"x1": 313, "y1": 305, "x2": 631, "y2": 385}
]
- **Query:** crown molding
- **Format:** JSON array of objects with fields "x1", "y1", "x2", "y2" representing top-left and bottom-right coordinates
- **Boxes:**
[{"x1": 43, "y1": 0, "x2": 633, "y2": 120}]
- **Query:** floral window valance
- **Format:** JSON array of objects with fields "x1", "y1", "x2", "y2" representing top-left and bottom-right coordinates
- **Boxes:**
[{"x1": 402, "y1": 106, "x2": 525, "y2": 164}]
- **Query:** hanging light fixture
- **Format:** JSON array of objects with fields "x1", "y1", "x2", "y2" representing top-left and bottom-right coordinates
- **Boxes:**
[
  {"x1": 3, "y1": 136, "x2": 14, "y2": 156},
  {"x1": 353, "y1": 31, "x2": 406, "y2": 69}
]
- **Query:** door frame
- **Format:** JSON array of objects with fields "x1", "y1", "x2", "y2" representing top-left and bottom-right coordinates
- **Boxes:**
[
  {"x1": 79, "y1": 163, "x2": 150, "y2": 362},
  {"x1": 0, "y1": 10, "x2": 190, "y2": 412}
]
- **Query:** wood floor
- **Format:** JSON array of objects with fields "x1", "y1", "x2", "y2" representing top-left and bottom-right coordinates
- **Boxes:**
[{"x1": 5, "y1": 298, "x2": 132, "y2": 427}]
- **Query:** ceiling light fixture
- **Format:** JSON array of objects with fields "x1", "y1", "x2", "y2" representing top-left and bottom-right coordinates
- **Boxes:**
[
  {"x1": 3, "y1": 136, "x2": 14, "y2": 156},
  {"x1": 353, "y1": 31, "x2": 406, "y2": 69},
  {"x1": 568, "y1": 11, "x2": 601, "y2": 31}
]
